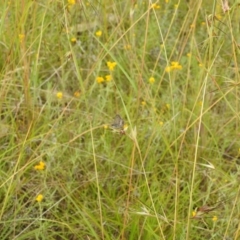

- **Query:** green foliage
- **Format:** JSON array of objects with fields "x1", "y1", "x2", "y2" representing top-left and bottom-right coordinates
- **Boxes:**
[{"x1": 0, "y1": 0, "x2": 240, "y2": 239}]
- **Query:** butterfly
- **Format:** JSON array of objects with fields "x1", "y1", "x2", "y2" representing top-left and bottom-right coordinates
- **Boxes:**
[
  {"x1": 111, "y1": 114, "x2": 124, "y2": 129},
  {"x1": 192, "y1": 204, "x2": 220, "y2": 219},
  {"x1": 191, "y1": 195, "x2": 238, "y2": 219},
  {"x1": 110, "y1": 114, "x2": 125, "y2": 134}
]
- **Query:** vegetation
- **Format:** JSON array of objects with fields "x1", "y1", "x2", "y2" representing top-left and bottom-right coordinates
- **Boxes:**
[{"x1": 0, "y1": 0, "x2": 240, "y2": 239}]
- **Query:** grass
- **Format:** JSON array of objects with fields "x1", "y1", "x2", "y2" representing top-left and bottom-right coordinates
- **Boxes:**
[{"x1": 0, "y1": 0, "x2": 240, "y2": 239}]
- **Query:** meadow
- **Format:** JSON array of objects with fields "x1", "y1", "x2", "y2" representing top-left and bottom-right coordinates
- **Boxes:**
[{"x1": 0, "y1": 0, "x2": 240, "y2": 239}]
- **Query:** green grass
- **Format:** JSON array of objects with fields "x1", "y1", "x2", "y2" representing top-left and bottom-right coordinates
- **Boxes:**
[{"x1": 1, "y1": 0, "x2": 240, "y2": 239}]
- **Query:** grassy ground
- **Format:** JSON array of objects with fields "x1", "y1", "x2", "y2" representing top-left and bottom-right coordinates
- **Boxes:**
[{"x1": 0, "y1": 0, "x2": 240, "y2": 239}]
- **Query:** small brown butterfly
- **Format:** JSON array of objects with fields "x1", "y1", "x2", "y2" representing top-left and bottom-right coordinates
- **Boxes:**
[
  {"x1": 192, "y1": 205, "x2": 220, "y2": 219},
  {"x1": 111, "y1": 114, "x2": 124, "y2": 129},
  {"x1": 191, "y1": 195, "x2": 238, "y2": 219},
  {"x1": 111, "y1": 114, "x2": 125, "y2": 134}
]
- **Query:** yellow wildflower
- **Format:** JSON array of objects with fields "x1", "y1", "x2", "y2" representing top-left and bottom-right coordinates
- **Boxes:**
[
  {"x1": 165, "y1": 66, "x2": 172, "y2": 73},
  {"x1": 56, "y1": 92, "x2": 63, "y2": 99},
  {"x1": 71, "y1": 37, "x2": 77, "y2": 43},
  {"x1": 68, "y1": 0, "x2": 76, "y2": 5},
  {"x1": 192, "y1": 211, "x2": 197, "y2": 218},
  {"x1": 165, "y1": 61, "x2": 182, "y2": 72},
  {"x1": 74, "y1": 90, "x2": 80, "y2": 97},
  {"x1": 141, "y1": 101, "x2": 146, "y2": 106},
  {"x1": 148, "y1": 77, "x2": 155, "y2": 84},
  {"x1": 212, "y1": 216, "x2": 218, "y2": 222},
  {"x1": 199, "y1": 63, "x2": 203, "y2": 67},
  {"x1": 95, "y1": 30, "x2": 102, "y2": 37},
  {"x1": 36, "y1": 194, "x2": 44, "y2": 202},
  {"x1": 34, "y1": 161, "x2": 45, "y2": 170},
  {"x1": 96, "y1": 77, "x2": 104, "y2": 84},
  {"x1": 19, "y1": 34, "x2": 25, "y2": 43},
  {"x1": 123, "y1": 124, "x2": 128, "y2": 131},
  {"x1": 165, "y1": 0, "x2": 169, "y2": 3},
  {"x1": 174, "y1": 4, "x2": 178, "y2": 9},
  {"x1": 124, "y1": 44, "x2": 131, "y2": 50},
  {"x1": 171, "y1": 61, "x2": 182, "y2": 70},
  {"x1": 166, "y1": 103, "x2": 170, "y2": 109},
  {"x1": 105, "y1": 75, "x2": 112, "y2": 82},
  {"x1": 187, "y1": 53, "x2": 191, "y2": 57},
  {"x1": 215, "y1": 14, "x2": 222, "y2": 20},
  {"x1": 151, "y1": 3, "x2": 160, "y2": 9},
  {"x1": 159, "y1": 121, "x2": 164, "y2": 126},
  {"x1": 103, "y1": 124, "x2": 108, "y2": 129},
  {"x1": 107, "y1": 61, "x2": 117, "y2": 71}
]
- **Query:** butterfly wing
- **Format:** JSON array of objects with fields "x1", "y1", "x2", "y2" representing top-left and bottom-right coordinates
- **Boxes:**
[{"x1": 111, "y1": 114, "x2": 124, "y2": 130}]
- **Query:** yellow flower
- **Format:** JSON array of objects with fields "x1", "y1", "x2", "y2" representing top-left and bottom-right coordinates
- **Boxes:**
[
  {"x1": 174, "y1": 4, "x2": 178, "y2": 8},
  {"x1": 192, "y1": 211, "x2": 197, "y2": 218},
  {"x1": 190, "y1": 24, "x2": 195, "y2": 28},
  {"x1": 171, "y1": 61, "x2": 182, "y2": 70},
  {"x1": 165, "y1": 62, "x2": 182, "y2": 72},
  {"x1": 148, "y1": 77, "x2": 155, "y2": 84},
  {"x1": 166, "y1": 103, "x2": 170, "y2": 109},
  {"x1": 165, "y1": 66, "x2": 172, "y2": 73},
  {"x1": 71, "y1": 37, "x2": 77, "y2": 43},
  {"x1": 165, "y1": 0, "x2": 169, "y2": 3},
  {"x1": 56, "y1": 92, "x2": 63, "y2": 99},
  {"x1": 215, "y1": 14, "x2": 222, "y2": 20},
  {"x1": 74, "y1": 90, "x2": 80, "y2": 97},
  {"x1": 201, "y1": 21, "x2": 206, "y2": 26},
  {"x1": 212, "y1": 216, "x2": 218, "y2": 222},
  {"x1": 95, "y1": 30, "x2": 102, "y2": 37},
  {"x1": 123, "y1": 124, "x2": 128, "y2": 131},
  {"x1": 124, "y1": 44, "x2": 131, "y2": 50},
  {"x1": 103, "y1": 124, "x2": 108, "y2": 129},
  {"x1": 141, "y1": 101, "x2": 146, "y2": 106},
  {"x1": 159, "y1": 121, "x2": 164, "y2": 126},
  {"x1": 36, "y1": 194, "x2": 44, "y2": 202},
  {"x1": 187, "y1": 53, "x2": 191, "y2": 57},
  {"x1": 96, "y1": 77, "x2": 104, "y2": 84},
  {"x1": 199, "y1": 63, "x2": 203, "y2": 67},
  {"x1": 151, "y1": 3, "x2": 161, "y2": 9},
  {"x1": 68, "y1": 0, "x2": 76, "y2": 5},
  {"x1": 34, "y1": 161, "x2": 45, "y2": 170},
  {"x1": 19, "y1": 34, "x2": 25, "y2": 43},
  {"x1": 107, "y1": 61, "x2": 117, "y2": 71},
  {"x1": 105, "y1": 75, "x2": 112, "y2": 82}
]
